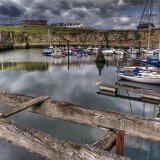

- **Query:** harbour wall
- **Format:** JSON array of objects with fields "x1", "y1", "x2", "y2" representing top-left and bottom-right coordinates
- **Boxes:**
[{"x1": 0, "y1": 29, "x2": 159, "y2": 51}]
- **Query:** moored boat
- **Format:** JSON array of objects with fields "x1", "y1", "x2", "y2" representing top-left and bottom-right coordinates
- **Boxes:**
[{"x1": 118, "y1": 67, "x2": 160, "y2": 84}]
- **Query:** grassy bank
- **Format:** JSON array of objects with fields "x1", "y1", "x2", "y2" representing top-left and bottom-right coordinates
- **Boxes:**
[{"x1": 0, "y1": 25, "x2": 104, "y2": 35}]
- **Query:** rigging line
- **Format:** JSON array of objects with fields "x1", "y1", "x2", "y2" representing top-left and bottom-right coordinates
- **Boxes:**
[
  {"x1": 126, "y1": 91, "x2": 133, "y2": 115},
  {"x1": 139, "y1": 0, "x2": 149, "y2": 26}
]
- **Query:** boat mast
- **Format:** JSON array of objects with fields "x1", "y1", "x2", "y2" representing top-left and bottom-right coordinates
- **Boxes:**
[
  {"x1": 158, "y1": 1, "x2": 160, "y2": 61},
  {"x1": 147, "y1": 0, "x2": 153, "y2": 55},
  {"x1": 48, "y1": 28, "x2": 51, "y2": 47}
]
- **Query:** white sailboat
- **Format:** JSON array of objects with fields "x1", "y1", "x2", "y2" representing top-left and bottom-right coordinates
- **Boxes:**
[
  {"x1": 42, "y1": 28, "x2": 53, "y2": 56},
  {"x1": 118, "y1": 0, "x2": 160, "y2": 84},
  {"x1": 118, "y1": 70, "x2": 160, "y2": 84}
]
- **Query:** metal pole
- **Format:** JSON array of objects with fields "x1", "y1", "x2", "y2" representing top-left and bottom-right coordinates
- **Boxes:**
[{"x1": 67, "y1": 40, "x2": 70, "y2": 70}]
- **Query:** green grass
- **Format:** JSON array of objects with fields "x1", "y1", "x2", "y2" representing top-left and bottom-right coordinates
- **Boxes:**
[
  {"x1": 0, "y1": 25, "x2": 115, "y2": 35},
  {"x1": 0, "y1": 25, "x2": 136, "y2": 35},
  {"x1": 0, "y1": 25, "x2": 79, "y2": 34}
]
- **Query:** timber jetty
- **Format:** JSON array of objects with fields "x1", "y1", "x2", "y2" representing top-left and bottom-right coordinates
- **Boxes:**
[
  {"x1": 96, "y1": 82, "x2": 160, "y2": 103},
  {"x1": 0, "y1": 90, "x2": 160, "y2": 159}
]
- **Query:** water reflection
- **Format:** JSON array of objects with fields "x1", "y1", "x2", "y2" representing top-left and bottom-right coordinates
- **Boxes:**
[{"x1": 0, "y1": 49, "x2": 159, "y2": 160}]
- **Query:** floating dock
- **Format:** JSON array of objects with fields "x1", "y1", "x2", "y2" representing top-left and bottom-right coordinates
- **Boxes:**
[{"x1": 96, "y1": 82, "x2": 160, "y2": 102}]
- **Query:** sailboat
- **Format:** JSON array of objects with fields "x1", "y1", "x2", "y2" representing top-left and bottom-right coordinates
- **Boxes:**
[
  {"x1": 42, "y1": 28, "x2": 53, "y2": 56},
  {"x1": 118, "y1": 0, "x2": 160, "y2": 84}
]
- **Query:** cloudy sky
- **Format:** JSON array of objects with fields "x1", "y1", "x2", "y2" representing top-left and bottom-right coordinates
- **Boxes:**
[{"x1": 0, "y1": 0, "x2": 159, "y2": 29}]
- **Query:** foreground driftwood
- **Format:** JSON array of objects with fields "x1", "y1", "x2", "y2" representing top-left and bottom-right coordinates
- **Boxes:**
[
  {"x1": 0, "y1": 118, "x2": 129, "y2": 160},
  {"x1": 0, "y1": 96, "x2": 49, "y2": 117},
  {"x1": 0, "y1": 90, "x2": 160, "y2": 142},
  {"x1": 91, "y1": 131, "x2": 116, "y2": 151}
]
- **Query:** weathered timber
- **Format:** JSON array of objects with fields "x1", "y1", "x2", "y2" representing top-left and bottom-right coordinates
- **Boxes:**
[
  {"x1": 29, "y1": 100, "x2": 160, "y2": 141},
  {"x1": 0, "y1": 91, "x2": 160, "y2": 141},
  {"x1": 97, "y1": 91, "x2": 160, "y2": 105},
  {"x1": 0, "y1": 118, "x2": 130, "y2": 160},
  {"x1": 0, "y1": 96, "x2": 49, "y2": 117},
  {"x1": 97, "y1": 82, "x2": 160, "y2": 101},
  {"x1": 91, "y1": 130, "x2": 116, "y2": 151}
]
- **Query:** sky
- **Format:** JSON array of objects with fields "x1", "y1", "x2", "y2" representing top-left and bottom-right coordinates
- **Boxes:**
[{"x1": 0, "y1": 0, "x2": 159, "y2": 29}]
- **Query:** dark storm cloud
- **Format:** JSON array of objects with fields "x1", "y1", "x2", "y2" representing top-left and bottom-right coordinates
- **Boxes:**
[
  {"x1": 59, "y1": 1, "x2": 71, "y2": 10},
  {"x1": 32, "y1": 2, "x2": 60, "y2": 15},
  {"x1": 0, "y1": 1, "x2": 26, "y2": 17},
  {"x1": 72, "y1": 10, "x2": 86, "y2": 20},
  {"x1": 1, "y1": 0, "x2": 159, "y2": 29},
  {"x1": 72, "y1": 1, "x2": 94, "y2": 9},
  {"x1": 123, "y1": 0, "x2": 147, "y2": 6}
]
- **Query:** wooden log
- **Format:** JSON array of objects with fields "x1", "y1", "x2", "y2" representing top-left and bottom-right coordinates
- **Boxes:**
[
  {"x1": 0, "y1": 118, "x2": 130, "y2": 160},
  {"x1": 0, "y1": 91, "x2": 160, "y2": 141},
  {"x1": 29, "y1": 100, "x2": 160, "y2": 142},
  {"x1": 0, "y1": 96, "x2": 49, "y2": 117},
  {"x1": 91, "y1": 130, "x2": 116, "y2": 151}
]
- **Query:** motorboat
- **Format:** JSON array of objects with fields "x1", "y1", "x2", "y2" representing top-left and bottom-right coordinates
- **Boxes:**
[
  {"x1": 101, "y1": 48, "x2": 115, "y2": 56},
  {"x1": 115, "y1": 49, "x2": 124, "y2": 55},
  {"x1": 42, "y1": 47, "x2": 52, "y2": 56},
  {"x1": 51, "y1": 48, "x2": 62, "y2": 58},
  {"x1": 127, "y1": 48, "x2": 138, "y2": 54}
]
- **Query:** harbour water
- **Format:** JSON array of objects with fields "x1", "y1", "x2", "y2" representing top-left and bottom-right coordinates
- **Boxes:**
[{"x1": 0, "y1": 48, "x2": 160, "y2": 160}]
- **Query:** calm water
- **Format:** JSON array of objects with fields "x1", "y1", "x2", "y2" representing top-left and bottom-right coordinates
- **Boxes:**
[{"x1": 0, "y1": 48, "x2": 159, "y2": 160}]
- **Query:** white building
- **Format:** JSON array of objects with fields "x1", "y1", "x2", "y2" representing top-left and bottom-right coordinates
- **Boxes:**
[{"x1": 65, "y1": 23, "x2": 84, "y2": 28}]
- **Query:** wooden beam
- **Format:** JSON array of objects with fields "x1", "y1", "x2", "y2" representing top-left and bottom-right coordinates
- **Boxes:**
[
  {"x1": 29, "y1": 100, "x2": 160, "y2": 142},
  {"x1": 0, "y1": 96, "x2": 49, "y2": 118},
  {"x1": 91, "y1": 130, "x2": 116, "y2": 151},
  {"x1": 0, "y1": 91, "x2": 160, "y2": 141},
  {"x1": 0, "y1": 118, "x2": 130, "y2": 160}
]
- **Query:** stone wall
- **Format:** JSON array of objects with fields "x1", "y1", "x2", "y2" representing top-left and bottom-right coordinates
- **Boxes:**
[{"x1": 0, "y1": 29, "x2": 160, "y2": 50}]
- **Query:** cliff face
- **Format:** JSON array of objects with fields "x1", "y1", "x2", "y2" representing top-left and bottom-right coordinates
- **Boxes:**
[{"x1": 0, "y1": 29, "x2": 160, "y2": 49}]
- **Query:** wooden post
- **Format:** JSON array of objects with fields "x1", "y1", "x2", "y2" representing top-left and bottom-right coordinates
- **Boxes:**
[
  {"x1": 116, "y1": 130, "x2": 125, "y2": 156},
  {"x1": 67, "y1": 40, "x2": 70, "y2": 70}
]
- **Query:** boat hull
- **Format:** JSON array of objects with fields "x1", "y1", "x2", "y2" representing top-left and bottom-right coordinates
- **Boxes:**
[{"x1": 118, "y1": 74, "x2": 160, "y2": 84}]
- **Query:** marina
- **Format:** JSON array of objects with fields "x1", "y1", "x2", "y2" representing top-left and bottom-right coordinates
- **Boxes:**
[{"x1": 0, "y1": 49, "x2": 159, "y2": 160}]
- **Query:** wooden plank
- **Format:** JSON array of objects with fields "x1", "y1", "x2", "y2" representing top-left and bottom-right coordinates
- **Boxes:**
[
  {"x1": 1, "y1": 96, "x2": 49, "y2": 117},
  {"x1": 0, "y1": 118, "x2": 130, "y2": 160},
  {"x1": 91, "y1": 130, "x2": 116, "y2": 151},
  {"x1": 0, "y1": 91, "x2": 160, "y2": 141}
]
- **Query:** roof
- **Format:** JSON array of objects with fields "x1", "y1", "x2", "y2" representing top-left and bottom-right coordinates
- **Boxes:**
[
  {"x1": 20, "y1": 20, "x2": 47, "y2": 23},
  {"x1": 137, "y1": 23, "x2": 155, "y2": 29}
]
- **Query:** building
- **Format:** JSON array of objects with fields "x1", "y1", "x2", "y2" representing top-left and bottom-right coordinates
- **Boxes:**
[
  {"x1": 50, "y1": 23, "x2": 65, "y2": 27},
  {"x1": 50, "y1": 22, "x2": 84, "y2": 28},
  {"x1": 137, "y1": 23, "x2": 155, "y2": 30},
  {"x1": 20, "y1": 20, "x2": 47, "y2": 25},
  {"x1": 65, "y1": 23, "x2": 84, "y2": 28}
]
